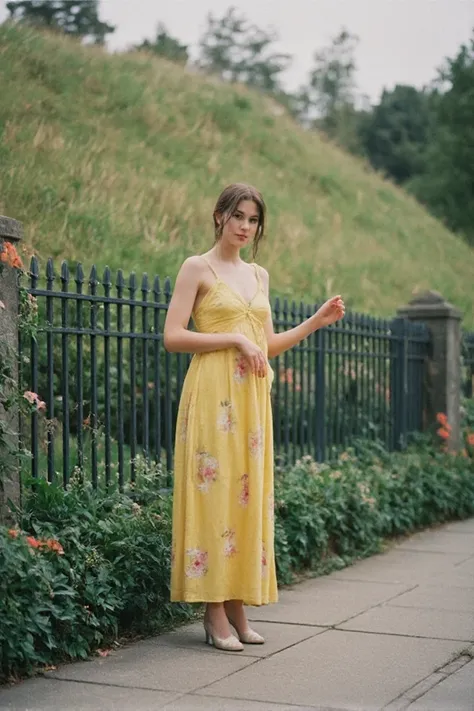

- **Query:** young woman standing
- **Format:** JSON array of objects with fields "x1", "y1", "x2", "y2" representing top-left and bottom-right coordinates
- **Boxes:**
[{"x1": 164, "y1": 183, "x2": 345, "y2": 652}]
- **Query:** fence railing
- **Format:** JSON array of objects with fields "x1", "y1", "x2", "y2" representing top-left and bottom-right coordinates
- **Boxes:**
[
  {"x1": 20, "y1": 259, "x2": 431, "y2": 489},
  {"x1": 462, "y1": 332, "x2": 474, "y2": 398}
]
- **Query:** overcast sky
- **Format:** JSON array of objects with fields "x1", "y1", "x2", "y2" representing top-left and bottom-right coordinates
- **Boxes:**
[{"x1": 2, "y1": 0, "x2": 473, "y2": 102}]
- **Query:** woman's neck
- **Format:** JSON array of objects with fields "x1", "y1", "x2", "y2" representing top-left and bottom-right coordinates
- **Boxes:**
[{"x1": 211, "y1": 242, "x2": 242, "y2": 265}]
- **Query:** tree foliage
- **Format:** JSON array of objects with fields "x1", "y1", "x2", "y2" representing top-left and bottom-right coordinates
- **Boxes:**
[
  {"x1": 360, "y1": 85, "x2": 432, "y2": 184},
  {"x1": 409, "y1": 33, "x2": 474, "y2": 245},
  {"x1": 6, "y1": 0, "x2": 115, "y2": 44},
  {"x1": 134, "y1": 23, "x2": 188, "y2": 64},
  {"x1": 197, "y1": 6, "x2": 291, "y2": 94}
]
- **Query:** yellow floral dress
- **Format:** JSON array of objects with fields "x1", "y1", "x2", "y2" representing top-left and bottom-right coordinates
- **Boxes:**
[{"x1": 170, "y1": 258, "x2": 278, "y2": 605}]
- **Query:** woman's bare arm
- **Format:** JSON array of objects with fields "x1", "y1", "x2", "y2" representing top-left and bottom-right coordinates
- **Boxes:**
[
  {"x1": 260, "y1": 268, "x2": 344, "y2": 359},
  {"x1": 164, "y1": 257, "x2": 242, "y2": 354}
]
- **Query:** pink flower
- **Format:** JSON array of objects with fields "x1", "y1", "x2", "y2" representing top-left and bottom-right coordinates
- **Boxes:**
[{"x1": 23, "y1": 390, "x2": 46, "y2": 412}]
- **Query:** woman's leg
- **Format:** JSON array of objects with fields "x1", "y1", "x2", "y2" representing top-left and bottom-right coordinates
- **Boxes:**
[
  {"x1": 223, "y1": 599, "x2": 249, "y2": 632},
  {"x1": 204, "y1": 601, "x2": 233, "y2": 638}
]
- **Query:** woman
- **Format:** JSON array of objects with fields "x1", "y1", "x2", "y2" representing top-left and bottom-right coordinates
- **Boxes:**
[{"x1": 164, "y1": 183, "x2": 345, "y2": 652}]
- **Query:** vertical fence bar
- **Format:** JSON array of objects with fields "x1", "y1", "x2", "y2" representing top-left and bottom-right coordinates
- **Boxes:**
[
  {"x1": 305, "y1": 304, "x2": 313, "y2": 457},
  {"x1": 141, "y1": 274, "x2": 150, "y2": 461},
  {"x1": 315, "y1": 323, "x2": 325, "y2": 462},
  {"x1": 153, "y1": 276, "x2": 162, "y2": 464},
  {"x1": 102, "y1": 267, "x2": 112, "y2": 487},
  {"x1": 273, "y1": 297, "x2": 281, "y2": 457},
  {"x1": 45, "y1": 258, "x2": 55, "y2": 482},
  {"x1": 298, "y1": 302, "x2": 305, "y2": 455},
  {"x1": 282, "y1": 299, "x2": 290, "y2": 461},
  {"x1": 29, "y1": 257, "x2": 39, "y2": 479},
  {"x1": 75, "y1": 265, "x2": 84, "y2": 473},
  {"x1": 60, "y1": 262, "x2": 70, "y2": 487},
  {"x1": 290, "y1": 300, "x2": 297, "y2": 463},
  {"x1": 89, "y1": 266, "x2": 99, "y2": 488},
  {"x1": 129, "y1": 273, "x2": 137, "y2": 484},
  {"x1": 116, "y1": 270, "x2": 125, "y2": 490},
  {"x1": 164, "y1": 278, "x2": 173, "y2": 473},
  {"x1": 390, "y1": 317, "x2": 408, "y2": 450}
]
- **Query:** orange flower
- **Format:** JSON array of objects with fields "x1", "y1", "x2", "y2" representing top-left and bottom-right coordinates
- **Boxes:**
[
  {"x1": 8, "y1": 529, "x2": 18, "y2": 538},
  {"x1": 467, "y1": 433, "x2": 474, "y2": 447},
  {"x1": 0, "y1": 241, "x2": 23, "y2": 270},
  {"x1": 45, "y1": 539, "x2": 64, "y2": 555},
  {"x1": 437, "y1": 427, "x2": 450, "y2": 440},
  {"x1": 26, "y1": 536, "x2": 41, "y2": 549},
  {"x1": 436, "y1": 413, "x2": 448, "y2": 426}
]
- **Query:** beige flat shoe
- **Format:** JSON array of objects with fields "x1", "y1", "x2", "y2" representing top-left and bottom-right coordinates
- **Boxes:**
[{"x1": 204, "y1": 622, "x2": 244, "y2": 652}]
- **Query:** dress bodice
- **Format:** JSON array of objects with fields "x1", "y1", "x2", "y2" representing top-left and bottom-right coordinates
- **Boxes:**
[{"x1": 192, "y1": 264, "x2": 271, "y2": 352}]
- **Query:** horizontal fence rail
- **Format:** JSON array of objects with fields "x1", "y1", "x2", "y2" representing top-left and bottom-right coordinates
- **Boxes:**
[{"x1": 20, "y1": 259, "x2": 431, "y2": 489}]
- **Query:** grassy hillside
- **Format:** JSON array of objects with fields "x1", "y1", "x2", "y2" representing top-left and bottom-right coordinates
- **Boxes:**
[{"x1": 1, "y1": 23, "x2": 473, "y2": 324}]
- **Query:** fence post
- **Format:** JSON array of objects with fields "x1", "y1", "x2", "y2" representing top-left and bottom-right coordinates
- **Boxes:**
[
  {"x1": 397, "y1": 291, "x2": 462, "y2": 451},
  {"x1": 0, "y1": 216, "x2": 23, "y2": 523}
]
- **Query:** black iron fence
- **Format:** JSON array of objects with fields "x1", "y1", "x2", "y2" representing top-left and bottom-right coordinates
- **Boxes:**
[
  {"x1": 20, "y1": 259, "x2": 431, "y2": 489},
  {"x1": 463, "y1": 332, "x2": 474, "y2": 398}
]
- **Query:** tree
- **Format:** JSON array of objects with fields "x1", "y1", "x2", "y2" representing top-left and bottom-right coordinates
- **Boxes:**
[
  {"x1": 134, "y1": 23, "x2": 189, "y2": 64},
  {"x1": 293, "y1": 29, "x2": 365, "y2": 153},
  {"x1": 409, "y1": 32, "x2": 474, "y2": 245},
  {"x1": 6, "y1": 1, "x2": 115, "y2": 44},
  {"x1": 360, "y1": 85, "x2": 433, "y2": 184},
  {"x1": 198, "y1": 6, "x2": 291, "y2": 94}
]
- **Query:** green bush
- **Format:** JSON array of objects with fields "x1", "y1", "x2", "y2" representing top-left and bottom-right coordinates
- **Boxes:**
[{"x1": 1, "y1": 433, "x2": 474, "y2": 682}]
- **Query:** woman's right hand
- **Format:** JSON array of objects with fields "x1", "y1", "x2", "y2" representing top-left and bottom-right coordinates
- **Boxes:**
[{"x1": 235, "y1": 335, "x2": 267, "y2": 378}]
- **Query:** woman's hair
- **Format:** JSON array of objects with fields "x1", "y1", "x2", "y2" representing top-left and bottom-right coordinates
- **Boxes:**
[{"x1": 213, "y1": 183, "x2": 266, "y2": 259}]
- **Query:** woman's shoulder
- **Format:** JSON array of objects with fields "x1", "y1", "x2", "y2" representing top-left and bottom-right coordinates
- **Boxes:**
[{"x1": 252, "y1": 262, "x2": 269, "y2": 282}]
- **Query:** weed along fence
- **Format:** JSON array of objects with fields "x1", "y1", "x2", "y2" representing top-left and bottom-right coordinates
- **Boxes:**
[{"x1": 17, "y1": 256, "x2": 437, "y2": 489}]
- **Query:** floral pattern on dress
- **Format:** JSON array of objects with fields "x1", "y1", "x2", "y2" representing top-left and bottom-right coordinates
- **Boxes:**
[
  {"x1": 249, "y1": 426, "x2": 264, "y2": 459},
  {"x1": 239, "y1": 474, "x2": 249, "y2": 507},
  {"x1": 196, "y1": 451, "x2": 219, "y2": 492},
  {"x1": 185, "y1": 548, "x2": 208, "y2": 578},
  {"x1": 222, "y1": 528, "x2": 238, "y2": 558},
  {"x1": 261, "y1": 544, "x2": 268, "y2": 577},
  {"x1": 217, "y1": 400, "x2": 237, "y2": 433},
  {"x1": 233, "y1": 354, "x2": 248, "y2": 383}
]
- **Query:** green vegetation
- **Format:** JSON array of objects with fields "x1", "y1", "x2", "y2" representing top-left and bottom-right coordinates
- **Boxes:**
[
  {"x1": 2, "y1": 421, "x2": 474, "y2": 682},
  {"x1": 1, "y1": 24, "x2": 473, "y2": 323}
]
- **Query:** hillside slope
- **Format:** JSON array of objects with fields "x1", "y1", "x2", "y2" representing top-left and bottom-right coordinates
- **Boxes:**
[{"x1": 0, "y1": 23, "x2": 473, "y2": 324}]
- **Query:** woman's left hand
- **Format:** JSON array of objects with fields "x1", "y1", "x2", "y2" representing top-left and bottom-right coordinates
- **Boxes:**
[{"x1": 315, "y1": 295, "x2": 345, "y2": 327}]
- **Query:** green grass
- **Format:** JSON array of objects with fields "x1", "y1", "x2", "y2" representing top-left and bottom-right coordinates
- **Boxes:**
[{"x1": 1, "y1": 23, "x2": 473, "y2": 324}]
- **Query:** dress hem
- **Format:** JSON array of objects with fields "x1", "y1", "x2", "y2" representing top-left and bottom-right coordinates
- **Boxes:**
[{"x1": 170, "y1": 593, "x2": 279, "y2": 606}]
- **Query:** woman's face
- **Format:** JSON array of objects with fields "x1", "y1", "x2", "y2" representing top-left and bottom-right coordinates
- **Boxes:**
[{"x1": 218, "y1": 200, "x2": 260, "y2": 250}]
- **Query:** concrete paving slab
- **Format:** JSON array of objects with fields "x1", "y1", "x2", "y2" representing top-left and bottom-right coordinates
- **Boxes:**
[
  {"x1": 247, "y1": 578, "x2": 410, "y2": 626},
  {"x1": 394, "y1": 530, "x2": 474, "y2": 555},
  {"x1": 196, "y1": 630, "x2": 463, "y2": 710},
  {"x1": 455, "y1": 555, "x2": 474, "y2": 575},
  {"x1": 161, "y1": 694, "x2": 322, "y2": 711},
  {"x1": 330, "y1": 550, "x2": 468, "y2": 585},
  {"x1": 408, "y1": 660, "x2": 474, "y2": 710},
  {"x1": 444, "y1": 519, "x2": 474, "y2": 534},
  {"x1": 142, "y1": 620, "x2": 325, "y2": 658},
  {"x1": 390, "y1": 584, "x2": 474, "y2": 613},
  {"x1": 338, "y1": 604, "x2": 474, "y2": 641},
  {"x1": 0, "y1": 677, "x2": 180, "y2": 710},
  {"x1": 45, "y1": 640, "x2": 256, "y2": 693}
]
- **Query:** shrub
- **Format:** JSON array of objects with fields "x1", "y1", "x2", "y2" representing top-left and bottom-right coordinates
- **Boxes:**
[{"x1": 1, "y1": 425, "x2": 474, "y2": 682}]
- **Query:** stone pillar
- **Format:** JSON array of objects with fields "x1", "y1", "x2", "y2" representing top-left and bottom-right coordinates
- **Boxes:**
[
  {"x1": 397, "y1": 290, "x2": 462, "y2": 451},
  {"x1": 0, "y1": 216, "x2": 23, "y2": 523}
]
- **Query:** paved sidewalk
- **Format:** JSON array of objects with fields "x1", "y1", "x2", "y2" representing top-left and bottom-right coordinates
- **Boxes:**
[{"x1": 1, "y1": 519, "x2": 474, "y2": 711}]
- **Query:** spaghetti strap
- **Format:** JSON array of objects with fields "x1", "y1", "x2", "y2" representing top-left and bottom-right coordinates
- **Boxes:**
[{"x1": 201, "y1": 256, "x2": 219, "y2": 281}]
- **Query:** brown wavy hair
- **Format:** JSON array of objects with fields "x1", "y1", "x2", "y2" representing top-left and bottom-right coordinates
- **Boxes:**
[{"x1": 213, "y1": 183, "x2": 266, "y2": 259}]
